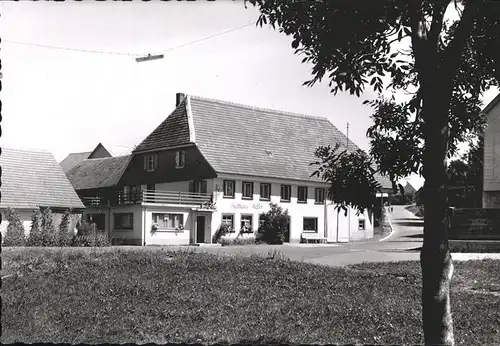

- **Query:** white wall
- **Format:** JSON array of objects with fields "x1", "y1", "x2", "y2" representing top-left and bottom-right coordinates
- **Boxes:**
[
  {"x1": 0, "y1": 209, "x2": 33, "y2": 238},
  {"x1": 143, "y1": 205, "x2": 192, "y2": 245},
  {"x1": 1, "y1": 208, "x2": 81, "y2": 241},
  {"x1": 484, "y1": 101, "x2": 500, "y2": 197},
  {"x1": 210, "y1": 176, "x2": 370, "y2": 243},
  {"x1": 108, "y1": 204, "x2": 143, "y2": 242}
]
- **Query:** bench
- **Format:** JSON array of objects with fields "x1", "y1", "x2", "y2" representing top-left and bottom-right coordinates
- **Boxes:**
[{"x1": 301, "y1": 233, "x2": 328, "y2": 244}]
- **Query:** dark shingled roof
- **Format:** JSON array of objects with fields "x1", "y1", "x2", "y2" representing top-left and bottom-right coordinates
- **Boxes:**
[
  {"x1": 134, "y1": 97, "x2": 192, "y2": 152},
  {"x1": 60, "y1": 151, "x2": 92, "y2": 173},
  {"x1": 0, "y1": 148, "x2": 85, "y2": 210},
  {"x1": 60, "y1": 143, "x2": 112, "y2": 173},
  {"x1": 133, "y1": 94, "x2": 392, "y2": 189},
  {"x1": 65, "y1": 155, "x2": 131, "y2": 190}
]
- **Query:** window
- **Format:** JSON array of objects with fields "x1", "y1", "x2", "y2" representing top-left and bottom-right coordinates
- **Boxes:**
[
  {"x1": 315, "y1": 188, "x2": 325, "y2": 204},
  {"x1": 193, "y1": 180, "x2": 207, "y2": 194},
  {"x1": 260, "y1": 183, "x2": 271, "y2": 201},
  {"x1": 223, "y1": 180, "x2": 235, "y2": 198},
  {"x1": 358, "y1": 219, "x2": 366, "y2": 230},
  {"x1": 242, "y1": 182, "x2": 254, "y2": 199},
  {"x1": 152, "y1": 213, "x2": 184, "y2": 230},
  {"x1": 114, "y1": 213, "x2": 134, "y2": 230},
  {"x1": 222, "y1": 214, "x2": 234, "y2": 232},
  {"x1": 175, "y1": 150, "x2": 185, "y2": 168},
  {"x1": 144, "y1": 154, "x2": 158, "y2": 172},
  {"x1": 298, "y1": 186, "x2": 308, "y2": 203},
  {"x1": 146, "y1": 184, "x2": 155, "y2": 191},
  {"x1": 240, "y1": 214, "x2": 253, "y2": 231},
  {"x1": 281, "y1": 184, "x2": 291, "y2": 202},
  {"x1": 303, "y1": 217, "x2": 318, "y2": 233}
]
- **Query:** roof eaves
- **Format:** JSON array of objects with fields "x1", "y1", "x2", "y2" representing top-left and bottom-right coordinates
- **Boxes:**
[
  {"x1": 186, "y1": 95, "x2": 196, "y2": 143},
  {"x1": 481, "y1": 92, "x2": 500, "y2": 117}
]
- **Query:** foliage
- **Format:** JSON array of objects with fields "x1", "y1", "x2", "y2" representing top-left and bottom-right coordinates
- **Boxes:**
[
  {"x1": 57, "y1": 210, "x2": 72, "y2": 247},
  {"x1": 310, "y1": 143, "x2": 381, "y2": 215},
  {"x1": 258, "y1": 203, "x2": 290, "y2": 244},
  {"x1": 219, "y1": 237, "x2": 257, "y2": 246},
  {"x1": 3, "y1": 208, "x2": 26, "y2": 246},
  {"x1": 446, "y1": 137, "x2": 484, "y2": 207},
  {"x1": 40, "y1": 208, "x2": 58, "y2": 247},
  {"x1": 246, "y1": 1, "x2": 500, "y2": 342},
  {"x1": 26, "y1": 209, "x2": 43, "y2": 247},
  {"x1": 73, "y1": 219, "x2": 110, "y2": 247},
  {"x1": 212, "y1": 223, "x2": 231, "y2": 243}
]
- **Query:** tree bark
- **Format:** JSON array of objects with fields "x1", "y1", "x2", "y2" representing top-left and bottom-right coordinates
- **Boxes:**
[{"x1": 421, "y1": 95, "x2": 455, "y2": 346}]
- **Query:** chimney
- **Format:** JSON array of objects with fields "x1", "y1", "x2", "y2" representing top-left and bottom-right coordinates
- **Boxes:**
[{"x1": 176, "y1": 93, "x2": 186, "y2": 106}]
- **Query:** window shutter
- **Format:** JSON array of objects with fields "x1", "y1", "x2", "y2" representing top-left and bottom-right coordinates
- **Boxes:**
[
  {"x1": 144, "y1": 156, "x2": 147, "y2": 170},
  {"x1": 202, "y1": 180, "x2": 207, "y2": 193},
  {"x1": 189, "y1": 180, "x2": 194, "y2": 193},
  {"x1": 155, "y1": 153, "x2": 159, "y2": 168}
]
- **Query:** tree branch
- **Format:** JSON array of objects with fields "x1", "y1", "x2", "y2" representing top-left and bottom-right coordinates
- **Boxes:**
[{"x1": 440, "y1": 1, "x2": 481, "y2": 83}]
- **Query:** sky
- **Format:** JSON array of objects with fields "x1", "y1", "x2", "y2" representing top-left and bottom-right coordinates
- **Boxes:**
[{"x1": 1, "y1": 1, "x2": 498, "y2": 189}]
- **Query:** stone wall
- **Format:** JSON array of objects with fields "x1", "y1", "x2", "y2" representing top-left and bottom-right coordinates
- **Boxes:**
[{"x1": 450, "y1": 208, "x2": 500, "y2": 240}]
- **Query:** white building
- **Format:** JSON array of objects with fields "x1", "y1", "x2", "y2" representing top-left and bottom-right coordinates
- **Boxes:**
[
  {"x1": 482, "y1": 93, "x2": 500, "y2": 207},
  {"x1": 0, "y1": 148, "x2": 85, "y2": 240},
  {"x1": 65, "y1": 93, "x2": 392, "y2": 245}
]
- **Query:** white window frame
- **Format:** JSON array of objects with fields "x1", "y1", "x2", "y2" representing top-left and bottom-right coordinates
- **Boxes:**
[
  {"x1": 315, "y1": 188, "x2": 325, "y2": 204},
  {"x1": 222, "y1": 214, "x2": 235, "y2": 232},
  {"x1": 145, "y1": 154, "x2": 157, "y2": 172},
  {"x1": 358, "y1": 219, "x2": 366, "y2": 230},
  {"x1": 303, "y1": 217, "x2": 318, "y2": 233},
  {"x1": 152, "y1": 213, "x2": 184, "y2": 230},
  {"x1": 242, "y1": 181, "x2": 254, "y2": 199},
  {"x1": 260, "y1": 183, "x2": 271, "y2": 201},
  {"x1": 298, "y1": 186, "x2": 308, "y2": 203},
  {"x1": 223, "y1": 180, "x2": 235, "y2": 198},
  {"x1": 175, "y1": 150, "x2": 185, "y2": 168},
  {"x1": 240, "y1": 214, "x2": 253, "y2": 229},
  {"x1": 280, "y1": 184, "x2": 291, "y2": 202}
]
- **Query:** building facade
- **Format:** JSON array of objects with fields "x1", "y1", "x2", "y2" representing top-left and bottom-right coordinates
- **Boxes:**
[
  {"x1": 482, "y1": 93, "x2": 500, "y2": 208},
  {"x1": 67, "y1": 93, "x2": 392, "y2": 245}
]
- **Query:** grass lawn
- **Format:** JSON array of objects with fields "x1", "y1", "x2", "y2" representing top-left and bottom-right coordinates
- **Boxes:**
[{"x1": 2, "y1": 248, "x2": 500, "y2": 345}]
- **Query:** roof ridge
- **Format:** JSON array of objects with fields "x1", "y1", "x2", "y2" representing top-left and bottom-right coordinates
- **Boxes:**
[
  {"x1": 189, "y1": 94, "x2": 330, "y2": 122},
  {"x1": 84, "y1": 154, "x2": 130, "y2": 161}
]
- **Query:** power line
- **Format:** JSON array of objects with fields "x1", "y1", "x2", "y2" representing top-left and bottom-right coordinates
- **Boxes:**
[{"x1": 2, "y1": 21, "x2": 255, "y2": 57}]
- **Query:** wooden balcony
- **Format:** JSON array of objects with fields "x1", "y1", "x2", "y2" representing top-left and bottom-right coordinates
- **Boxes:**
[{"x1": 80, "y1": 190, "x2": 213, "y2": 208}]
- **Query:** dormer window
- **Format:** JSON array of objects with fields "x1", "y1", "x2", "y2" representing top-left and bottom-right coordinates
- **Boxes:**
[
  {"x1": 175, "y1": 150, "x2": 185, "y2": 168},
  {"x1": 144, "y1": 154, "x2": 158, "y2": 172}
]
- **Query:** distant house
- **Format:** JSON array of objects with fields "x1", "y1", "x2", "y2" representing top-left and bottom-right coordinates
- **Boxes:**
[
  {"x1": 0, "y1": 148, "x2": 86, "y2": 239},
  {"x1": 67, "y1": 93, "x2": 392, "y2": 246},
  {"x1": 64, "y1": 155, "x2": 132, "y2": 242},
  {"x1": 482, "y1": 93, "x2": 500, "y2": 207},
  {"x1": 60, "y1": 143, "x2": 112, "y2": 173},
  {"x1": 403, "y1": 181, "x2": 418, "y2": 203}
]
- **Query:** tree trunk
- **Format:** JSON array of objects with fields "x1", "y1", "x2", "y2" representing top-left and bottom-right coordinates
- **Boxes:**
[{"x1": 421, "y1": 98, "x2": 455, "y2": 346}]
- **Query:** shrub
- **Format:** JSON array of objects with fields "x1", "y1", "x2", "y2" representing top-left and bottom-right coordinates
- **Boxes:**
[
  {"x1": 219, "y1": 237, "x2": 256, "y2": 246},
  {"x1": 3, "y1": 208, "x2": 26, "y2": 246},
  {"x1": 26, "y1": 209, "x2": 43, "y2": 246},
  {"x1": 40, "y1": 208, "x2": 58, "y2": 246},
  {"x1": 258, "y1": 203, "x2": 290, "y2": 244},
  {"x1": 212, "y1": 223, "x2": 231, "y2": 243},
  {"x1": 57, "y1": 210, "x2": 72, "y2": 246},
  {"x1": 72, "y1": 220, "x2": 111, "y2": 247}
]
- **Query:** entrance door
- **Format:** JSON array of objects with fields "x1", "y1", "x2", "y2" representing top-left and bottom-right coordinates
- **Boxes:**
[{"x1": 196, "y1": 216, "x2": 205, "y2": 243}]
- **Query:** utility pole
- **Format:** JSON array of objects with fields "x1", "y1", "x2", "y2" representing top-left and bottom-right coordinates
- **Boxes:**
[
  {"x1": 346, "y1": 121, "x2": 350, "y2": 150},
  {"x1": 346, "y1": 121, "x2": 350, "y2": 242}
]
